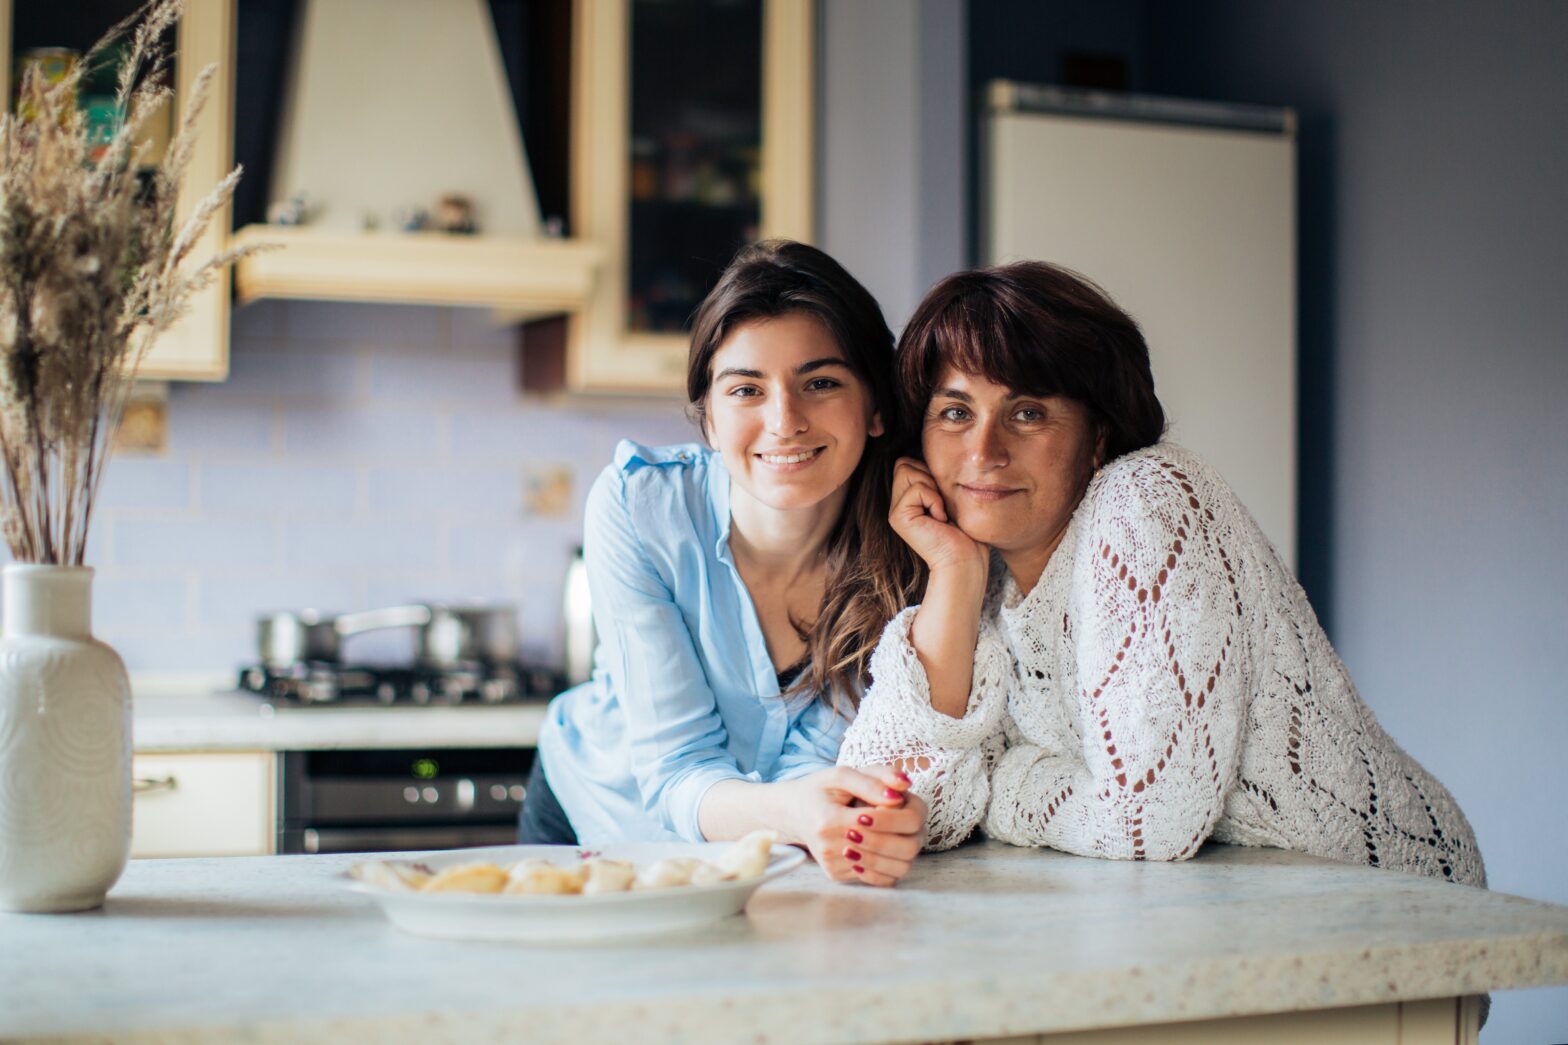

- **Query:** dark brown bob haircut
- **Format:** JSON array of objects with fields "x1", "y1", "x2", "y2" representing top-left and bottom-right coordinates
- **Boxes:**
[
  {"x1": 897, "y1": 261, "x2": 1166, "y2": 465},
  {"x1": 687, "y1": 239, "x2": 919, "y2": 714}
]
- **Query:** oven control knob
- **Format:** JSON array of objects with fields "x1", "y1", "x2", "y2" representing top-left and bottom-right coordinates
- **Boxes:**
[
  {"x1": 508, "y1": 784, "x2": 526, "y2": 803},
  {"x1": 421, "y1": 786, "x2": 439, "y2": 803},
  {"x1": 411, "y1": 681, "x2": 431, "y2": 704},
  {"x1": 403, "y1": 786, "x2": 420, "y2": 803},
  {"x1": 490, "y1": 784, "x2": 508, "y2": 802}
]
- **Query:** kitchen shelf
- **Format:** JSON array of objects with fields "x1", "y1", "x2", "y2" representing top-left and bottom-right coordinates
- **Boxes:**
[{"x1": 229, "y1": 225, "x2": 603, "y2": 320}]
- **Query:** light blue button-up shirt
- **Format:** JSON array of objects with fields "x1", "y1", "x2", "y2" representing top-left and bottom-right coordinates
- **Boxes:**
[{"x1": 538, "y1": 440, "x2": 850, "y2": 844}]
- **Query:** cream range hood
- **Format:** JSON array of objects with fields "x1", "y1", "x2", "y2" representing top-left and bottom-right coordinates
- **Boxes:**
[{"x1": 231, "y1": 0, "x2": 598, "y2": 319}]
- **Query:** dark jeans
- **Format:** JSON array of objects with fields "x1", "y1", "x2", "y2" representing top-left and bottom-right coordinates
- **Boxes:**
[{"x1": 517, "y1": 755, "x2": 578, "y2": 845}]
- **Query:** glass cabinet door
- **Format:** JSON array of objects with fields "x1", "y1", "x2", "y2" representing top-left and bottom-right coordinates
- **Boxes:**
[
  {"x1": 0, "y1": 0, "x2": 233, "y2": 381},
  {"x1": 568, "y1": 0, "x2": 813, "y2": 393},
  {"x1": 626, "y1": 0, "x2": 762, "y2": 336}
]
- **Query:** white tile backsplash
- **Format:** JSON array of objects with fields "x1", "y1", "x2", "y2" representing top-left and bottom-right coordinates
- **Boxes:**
[{"x1": 78, "y1": 301, "x2": 684, "y2": 674}]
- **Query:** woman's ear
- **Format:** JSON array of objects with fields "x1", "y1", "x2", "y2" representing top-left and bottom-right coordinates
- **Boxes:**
[
  {"x1": 868, "y1": 410, "x2": 885, "y2": 439},
  {"x1": 1092, "y1": 429, "x2": 1107, "y2": 471}
]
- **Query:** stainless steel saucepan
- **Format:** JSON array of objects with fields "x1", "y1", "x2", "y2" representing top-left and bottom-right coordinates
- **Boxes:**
[{"x1": 256, "y1": 603, "x2": 519, "y2": 668}]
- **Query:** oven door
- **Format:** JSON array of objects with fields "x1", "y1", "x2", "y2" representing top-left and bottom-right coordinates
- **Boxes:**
[{"x1": 278, "y1": 748, "x2": 532, "y2": 856}]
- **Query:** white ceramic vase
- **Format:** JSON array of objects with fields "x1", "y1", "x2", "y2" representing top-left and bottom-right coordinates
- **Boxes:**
[{"x1": 0, "y1": 564, "x2": 131, "y2": 912}]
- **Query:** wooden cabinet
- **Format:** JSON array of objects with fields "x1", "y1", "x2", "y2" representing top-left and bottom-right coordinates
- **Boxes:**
[
  {"x1": 131, "y1": 751, "x2": 276, "y2": 858},
  {"x1": 0, "y1": 0, "x2": 234, "y2": 381},
  {"x1": 557, "y1": 0, "x2": 815, "y2": 393}
]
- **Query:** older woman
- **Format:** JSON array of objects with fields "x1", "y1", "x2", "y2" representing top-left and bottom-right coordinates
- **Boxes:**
[{"x1": 839, "y1": 261, "x2": 1484, "y2": 886}]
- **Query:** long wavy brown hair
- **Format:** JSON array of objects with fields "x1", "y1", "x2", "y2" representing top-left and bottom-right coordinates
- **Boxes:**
[{"x1": 687, "y1": 240, "x2": 920, "y2": 715}]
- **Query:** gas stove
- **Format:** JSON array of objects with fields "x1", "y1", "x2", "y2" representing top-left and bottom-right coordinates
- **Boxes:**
[{"x1": 236, "y1": 660, "x2": 564, "y2": 708}]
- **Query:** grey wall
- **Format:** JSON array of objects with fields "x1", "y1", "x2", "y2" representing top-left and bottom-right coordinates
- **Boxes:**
[
  {"x1": 818, "y1": 0, "x2": 966, "y2": 329},
  {"x1": 1140, "y1": 5, "x2": 1568, "y2": 1041}
]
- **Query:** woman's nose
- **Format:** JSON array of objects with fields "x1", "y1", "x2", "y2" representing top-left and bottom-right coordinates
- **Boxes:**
[
  {"x1": 767, "y1": 391, "x2": 808, "y2": 435},
  {"x1": 968, "y1": 419, "x2": 1008, "y2": 468}
]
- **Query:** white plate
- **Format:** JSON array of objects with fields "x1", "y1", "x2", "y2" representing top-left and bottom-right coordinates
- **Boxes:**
[{"x1": 346, "y1": 842, "x2": 806, "y2": 942}]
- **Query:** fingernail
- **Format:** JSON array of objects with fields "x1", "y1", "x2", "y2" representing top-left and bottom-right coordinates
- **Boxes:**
[
  {"x1": 844, "y1": 848, "x2": 862, "y2": 862},
  {"x1": 852, "y1": 865, "x2": 866, "y2": 875},
  {"x1": 884, "y1": 788, "x2": 904, "y2": 801},
  {"x1": 894, "y1": 770, "x2": 911, "y2": 784},
  {"x1": 846, "y1": 829, "x2": 864, "y2": 844},
  {"x1": 857, "y1": 814, "x2": 874, "y2": 827}
]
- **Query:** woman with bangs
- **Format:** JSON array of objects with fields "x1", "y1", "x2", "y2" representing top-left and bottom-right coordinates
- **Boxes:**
[
  {"x1": 529, "y1": 240, "x2": 928, "y2": 887},
  {"x1": 839, "y1": 261, "x2": 1484, "y2": 887}
]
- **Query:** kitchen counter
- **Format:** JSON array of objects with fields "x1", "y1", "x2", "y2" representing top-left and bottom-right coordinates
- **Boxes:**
[
  {"x1": 133, "y1": 691, "x2": 549, "y2": 752},
  {"x1": 4, "y1": 841, "x2": 1565, "y2": 1044}
]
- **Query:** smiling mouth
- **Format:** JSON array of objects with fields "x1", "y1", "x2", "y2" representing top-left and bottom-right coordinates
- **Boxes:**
[
  {"x1": 757, "y1": 447, "x2": 824, "y2": 466},
  {"x1": 958, "y1": 484, "x2": 1021, "y2": 502}
]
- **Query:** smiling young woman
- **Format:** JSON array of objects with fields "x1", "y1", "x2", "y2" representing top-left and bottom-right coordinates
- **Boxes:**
[{"x1": 529, "y1": 241, "x2": 927, "y2": 887}]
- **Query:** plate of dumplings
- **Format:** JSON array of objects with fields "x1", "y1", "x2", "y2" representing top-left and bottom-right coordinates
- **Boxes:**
[{"x1": 346, "y1": 830, "x2": 803, "y2": 941}]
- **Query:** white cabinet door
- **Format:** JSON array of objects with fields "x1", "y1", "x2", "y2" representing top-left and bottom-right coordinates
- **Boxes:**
[{"x1": 131, "y1": 751, "x2": 276, "y2": 858}]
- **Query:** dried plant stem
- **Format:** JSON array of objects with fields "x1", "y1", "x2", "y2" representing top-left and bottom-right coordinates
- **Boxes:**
[{"x1": 0, "y1": 0, "x2": 270, "y2": 565}]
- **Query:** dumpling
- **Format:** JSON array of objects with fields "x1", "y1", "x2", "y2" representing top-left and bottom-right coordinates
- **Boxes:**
[
  {"x1": 632, "y1": 857, "x2": 704, "y2": 890},
  {"x1": 504, "y1": 857, "x2": 583, "y2": 895},
  {"x1": 350, "y1": 859, "x2": 432, "y2": 892},
  {"x1": 579, "y1": 857, "x2": 637, "y2": 895},
  {"x1": 716, "y1": 829, "x2": 778, "y2": 880},
  {"x1": 420, "y1": 861, "x2": 508, "y2": 893},
  {"x1": 688, "y1": 861, "x2": 733, "y2": 886}
]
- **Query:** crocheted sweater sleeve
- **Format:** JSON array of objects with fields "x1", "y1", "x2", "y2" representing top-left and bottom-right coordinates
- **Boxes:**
[
  {"x1": 837, "y1": 604, "x2": 1015, "y2": 851},
  {"x1": 985, "y1": 462, "x2": 1248, "y2": 861}
]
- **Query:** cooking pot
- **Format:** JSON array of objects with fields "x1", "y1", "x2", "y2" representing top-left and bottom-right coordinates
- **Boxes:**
[
  {"x1": 417, "y1": 603, "x2": 519, "y2": 667},
  {"x1": 255, "y1": 603, "x2": 519, "y2": 669}
]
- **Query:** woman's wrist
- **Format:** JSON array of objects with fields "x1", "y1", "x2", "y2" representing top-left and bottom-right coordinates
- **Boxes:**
[
  {"x1": 911, "y1": 564, "x2": 987, "y2": 718},
  {"x1": 699, "y1": 778, "x2": 802, "y2": 846},
  {"x1": 924, "y1": 559, "x2": 988, "y2": 607}
]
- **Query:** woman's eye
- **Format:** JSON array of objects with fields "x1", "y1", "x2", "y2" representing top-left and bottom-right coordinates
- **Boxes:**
[
  {"x1": 805, "y1": 377, "x2": 842, "y2": 392},
  {"x1": 936, "y1": 405, "x2": 970, "y2": 423},
  {"x1": 1014, "y1": 407, "x2": 1045, "y2": 423},
  {"x1": 727, "y1": 385, "x2": 762, "y2": 398}
]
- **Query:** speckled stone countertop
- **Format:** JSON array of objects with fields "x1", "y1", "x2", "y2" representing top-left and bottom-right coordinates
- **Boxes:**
[
  {"x1": 133, "y1": 691, "x2": 548, "y2": 752},
  {"x1": 3, "y1": 841, "x2": 1565, "y2": 1044}
]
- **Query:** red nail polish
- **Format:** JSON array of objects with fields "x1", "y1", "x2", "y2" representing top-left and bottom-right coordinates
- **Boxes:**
[
  {"x1": 846, "y1": 829, "x2": 864, "y2": 844},
  {"x1": 852, "y1": 865, "x2": 866, "y2": 875},
  {"x1": 844, "y1": 848, "x2": 862, "y2": 862},
  {"x1": 894, "y1": 770, "x2": 911, "y2": 784},
  {"x1": 857, "y1": 814, "x2": 874, "y2": 827},
  {"x1": 884, "y1": 788, "x2": 904, "y2": 801}
]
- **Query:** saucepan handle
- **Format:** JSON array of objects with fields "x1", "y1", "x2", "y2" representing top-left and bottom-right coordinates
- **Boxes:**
[{"x1": 335, "y1": 604, "x2": 432, "y2": 636}]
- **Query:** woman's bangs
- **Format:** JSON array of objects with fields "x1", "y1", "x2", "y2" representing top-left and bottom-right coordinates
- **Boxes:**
[{"x1": 931, "y1": 304, "x2": 1066, "y2": 400}]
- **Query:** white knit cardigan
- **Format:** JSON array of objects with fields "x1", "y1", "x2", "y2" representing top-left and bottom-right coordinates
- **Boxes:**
[{"x1": 840, "y1": 443, "x2": 1484, "y2": 886}]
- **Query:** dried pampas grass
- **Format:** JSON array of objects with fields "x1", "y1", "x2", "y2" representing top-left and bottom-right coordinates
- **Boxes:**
[{"x1": 0, "y1": 0, "x2": 265, "y2": 564}]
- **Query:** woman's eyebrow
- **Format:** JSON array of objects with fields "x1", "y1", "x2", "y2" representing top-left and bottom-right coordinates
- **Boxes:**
[
  {"x1": 713, "y1": 366, "x2": 765, "y2": 381},
  {"x1": 932, "y1": 387, "x2": 973, "y2": 402},
  {"x1": 714, "y1": 358, "x2": 847, "y2": 382},
  {"x1": 796, "y1": 357, "x2": 851, "y2": 374}
]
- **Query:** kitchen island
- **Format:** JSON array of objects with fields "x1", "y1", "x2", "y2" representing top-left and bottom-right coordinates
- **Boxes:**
[{"x1": 4, "y1": 841, "x2": 1566, "y2": 1044}]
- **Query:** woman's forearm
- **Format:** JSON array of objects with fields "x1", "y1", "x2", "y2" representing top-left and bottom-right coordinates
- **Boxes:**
[
  {"x1": 697, "y1": 779, "x2": 795, "y2": 843},
  {"x1": 910, "y1": 563, "x2": 988, "y2": 717}
]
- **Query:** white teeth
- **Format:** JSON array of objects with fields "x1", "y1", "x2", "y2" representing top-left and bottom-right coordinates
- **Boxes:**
[{"x1": 759, "y1": 449, "x2": 820, "y2": 465}]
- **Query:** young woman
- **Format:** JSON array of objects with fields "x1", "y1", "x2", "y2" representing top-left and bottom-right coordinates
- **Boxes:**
[
  {"x1": 527, "y1": 241, "x2": 927, "y2": 886},
  {"x1": 840, "y1": 261, "x2": 1484, "y2": 887}
]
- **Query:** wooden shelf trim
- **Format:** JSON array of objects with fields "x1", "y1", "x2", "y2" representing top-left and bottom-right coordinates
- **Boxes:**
[{"x1": 231, "y1": 225, "x2": 604, "y2": 315}]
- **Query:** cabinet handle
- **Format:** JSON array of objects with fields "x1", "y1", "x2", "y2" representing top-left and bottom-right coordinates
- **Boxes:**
[{"x1": 133, "y1": 775, "x2": 178, "y2": 795}]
